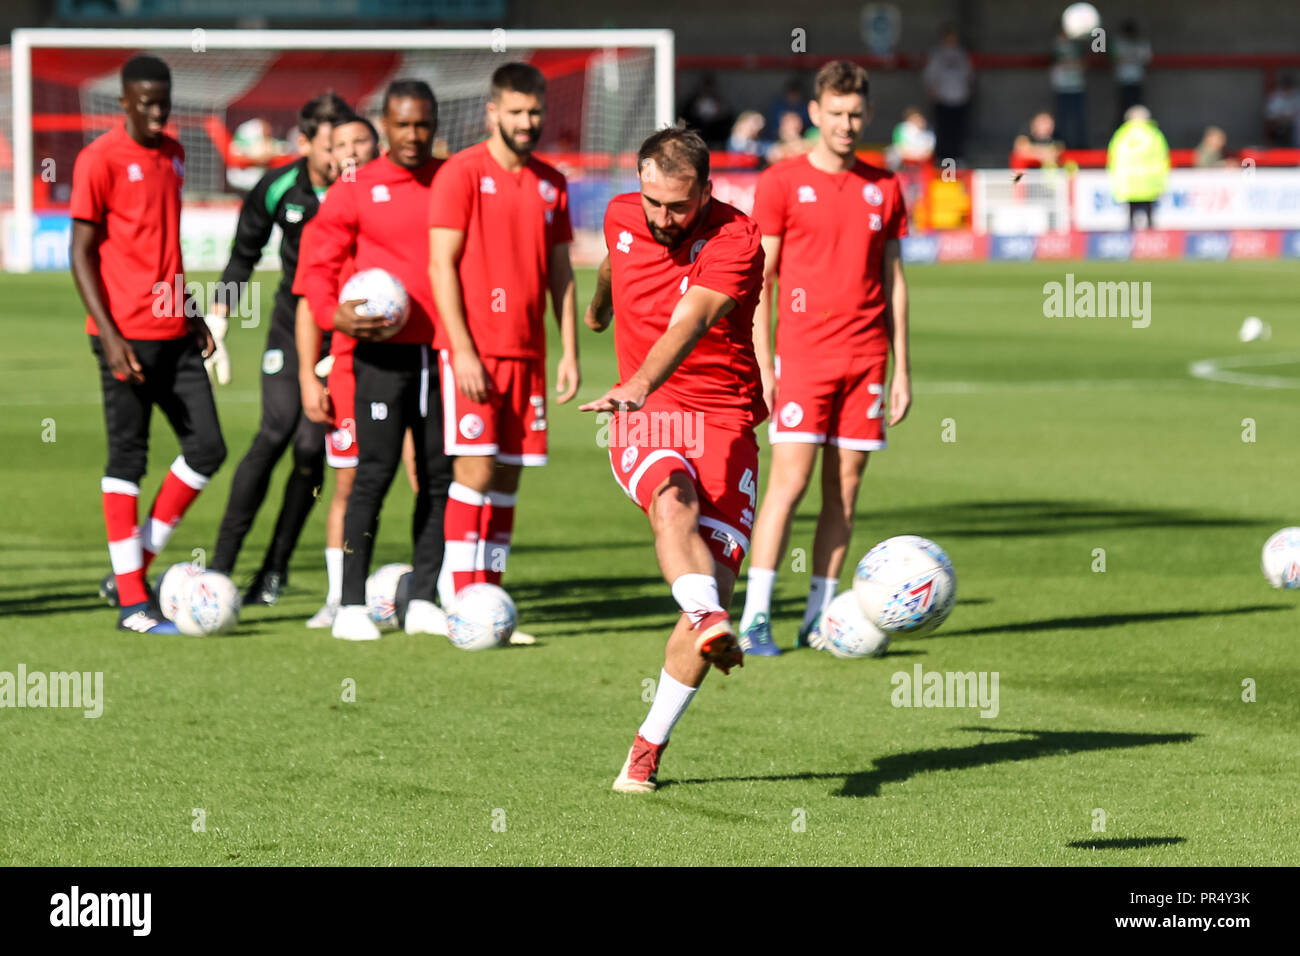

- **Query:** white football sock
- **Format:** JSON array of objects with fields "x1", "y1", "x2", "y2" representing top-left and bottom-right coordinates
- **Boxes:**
[
  {"x1": 740, "y1": 567, "x2": 776, "y2": 630},
  {"x1": 325, "y1": 547, "x2": 343, "y2": 604},
  {"x1": 638, "y1": 669, "x2": 698, "y2": 745},
  {"x1": 670, "y1": 572, "x2": 723, "y2": 627},
  {"x1": 803, "y1": 575, "x2": 837, "y2": 628}
]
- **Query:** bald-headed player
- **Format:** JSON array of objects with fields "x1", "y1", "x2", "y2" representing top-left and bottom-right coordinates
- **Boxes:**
[{"x1": 582, "y1": 127, "x2": 765, "y2": 792}]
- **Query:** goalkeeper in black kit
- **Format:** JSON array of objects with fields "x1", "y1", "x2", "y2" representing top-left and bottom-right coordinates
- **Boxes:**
[{"x1": 205, "y1": 93, "x2": 349, "y2": 605}]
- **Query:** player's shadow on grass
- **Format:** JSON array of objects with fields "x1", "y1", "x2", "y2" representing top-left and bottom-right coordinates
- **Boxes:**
[
  {"x1": 838, "y1": 498, "x2": 1258, "y2": 538},
  {"x1": 939, "y1": 604, "x2": 1290, "y2": 638},
  {"x1": 664, "y1": 728, "x2": 1197, "y2": 797},
  {"x1": 507, "y1": 575, "x2": 680, "y2": 630},
  {"x1": 1066, "y1": 836, "x2": 1185, "y2": 851},
  {"x1": 0, "y1": 591, "x2": 113, "y2": 615}
]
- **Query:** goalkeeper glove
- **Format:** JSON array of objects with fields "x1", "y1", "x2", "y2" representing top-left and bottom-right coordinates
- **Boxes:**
[{"x1": 203, "y1": 312, "x2": 231, "y2": 385}]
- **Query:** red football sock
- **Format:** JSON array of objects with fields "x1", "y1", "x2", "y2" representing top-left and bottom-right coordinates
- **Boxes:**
[
  {"x1": 444, "y1": 482, "x2": 485, "y2": 597},
  {"x1": 141, "y1": 456, "x2": 209, "y2": 572},
  {"x1": 102, "y1": 477, "x2": 148, "y2": 607},
  {"x1": 480, "y1": 491, "x2": 516, "y2": 586}
]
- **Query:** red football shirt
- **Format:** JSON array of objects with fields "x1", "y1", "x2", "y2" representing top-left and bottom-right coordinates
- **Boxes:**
[
  {"x1": 293, "y1": 213, "x2": 356, "y2": 359},
  {"x1": 751, "y1": 155, "x2": 907, "y2": 361},
  {"x1": 604, "y1": 193, "x2": 766, "y2": 430},
  {"x1": 69, "y1": 125, "x2": 187, "y2": 339},
  {"x1": 428, "y1": 141, "x2": 572, "y2": 359},
  {"x1": 297, "y1": 153, "x2": 442, "y2": 347}
]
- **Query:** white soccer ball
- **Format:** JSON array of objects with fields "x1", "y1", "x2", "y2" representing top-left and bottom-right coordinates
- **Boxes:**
[
  {"x1": 1261, "y1": 527, "x2": 1300, "y2": 589},
  {"x1": 447, "y1": 583, "x2": 516, "y2": 651},
  {"x1": 157, "y1": 562, "x2": 205, "y2": 621},
  {"x1": 340, "y1": 268, "x2": 409, "y2": 338},
  {"x1": 853, "y1": 535, "x2": 957, "y2": 636},
  {"x1": 1061, "y1": 2, "x2": 1100, "y2": 39},
  {"x1": 173, "y1": 570, "x2": 241, "y2": 636},
  {"x1": 821, "y1": 591, "x2": 890, "y2": 659},
  {"x1": 366, "y1": 562, "x2": 413, "y2": 628}
]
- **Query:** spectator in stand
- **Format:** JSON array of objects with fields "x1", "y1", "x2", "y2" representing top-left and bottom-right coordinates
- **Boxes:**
[
  {"x1": 1107, "y1": 105, "x2": 1170, "y2": 231},
  {"x1": 922, "y1": 25, "x2": 973, "y2": 164},
  {"x1": 765, "y1": 110, "x2": 812, "y2": 164},
  {"x1": 1013, "y1": 111, "x2": 1064, "y2": 168},
  {"x1": 1051, "y1": 25, "x2": 1088, "y2": 149},
  {"x1": 1264, "y1": 75, "x2": 1300, "y2": 148},
  {"x1": 766, "y1": 77, "x2": 811, "y2": 138},
  {"x1": 226, "y1": 117, "x2": 291, "y2": 192},
  {"x1": 681, "y1": 72, "x2": 733, "y2": 148},
  {"x1": 1111, "y1": 18, "x2": 1152, "y2": 127},
  {"x1": 888, "y1": 107, "x2": 936, "y2": 169},
  {"x1": 1194, "y1": 126, "x2": 1229, "y2": 168},
  {"x1": 728, "y1": 110, "x2": 769, "y2": 160}
]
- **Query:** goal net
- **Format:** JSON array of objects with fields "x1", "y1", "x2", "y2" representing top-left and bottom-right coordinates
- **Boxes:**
[{"x1": 6, "y1": 29, "x2": 674, "y2": 271}]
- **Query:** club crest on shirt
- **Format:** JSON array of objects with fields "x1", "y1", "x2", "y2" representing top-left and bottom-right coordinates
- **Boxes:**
[
  {"x1": 127, "y1": 163, "x2": 143, "y2": 183},
  {"x1": 690, "y1": 239, "x2": 707, "y2": 263},
  {"x1": 371, "y1": 184, "x2": 391, "y2": 203},
  {"x1": 621, "y1": 446, "x2": 639, "y2": 473},
  {"x1": 616, "y1": 230, "x2": 633, "y2": 254},
  {"x1": 262, "y1": 349, "x2": 284, "y2": 375},
  {"x1": 459, "y1": 414, "x2": 485, "y2": 440},
  {"x1": 862, "y1": 183, "x2": 884, "y2": 206},
  {"x1": 172, "y1": 157, "x2": 185, "y2": 180},
  {"x1": 480, "y1": 176, "x2": 497, "y2": 195},
  {"x1": 284, "y1": 203, "x2": 305, "y2": 223},
  {"x1": 537, "y1": 179, "x2": 557, "y2": 203},
  {"x1": 779, "y1": 401, "x2": 804, "y2": 428},
  {"x1": 797, "y1": 185, "x2": 817, "y2": 203}
]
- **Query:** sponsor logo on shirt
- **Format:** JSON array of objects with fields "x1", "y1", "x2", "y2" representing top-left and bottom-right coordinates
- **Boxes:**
[
  {"x1": 127, "y1": 163, "x2": 143, "y2": 183},
  {"x1": 480, "y1": 176, "x2": 497, "y2": 195},
  {"x1": 371, "y1": 185, "x2": 391, "y2": 203},
  {"x1": 690, "y1": 239, "x2": 707, "y2": 263},
  {"x1": 370, "y1": 402, "x2": 388, "y2": 421},
  {"x1": 621, "y1": 445, "x2": 639, "y2": 473},
  {"x1": 869, "y1": 213, "x2": 883, "y2": 231},
  {"x1": 797, "y1": 185, "x2": 817, "y2": 203},
  {"x1": 459, "y1": 414, "x2": 485, "y2": 440},
  {"x1": 537, "y1": 179, "x2": 557, "y2": 203},
  {"x1": 261, "y1": 349, "x2": 284, "y2": 375},
  {"x1": 616, "y1": 230, "x2": 633, "y2": 253},
  {"x1": 863, "y1": 183, "x2": 884, "y2": 206},
  {"x1": 779, "y1": 401, "x2": 804, "y2": 428}
]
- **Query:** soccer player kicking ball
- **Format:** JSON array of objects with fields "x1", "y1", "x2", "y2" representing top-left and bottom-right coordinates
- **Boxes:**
[
  {"x1": 207, "y1": 93, "x2": 348, "y2": 607},
  {"x1": 429, "y1": 64, "x2": 579, "y2": 636},
  {"x1": 581, "y1": 127, "x2": 766, "y2": 793},
  {"x1": 70, "y1": 55, "x2": 227, "y2": 634},
  {"x1": 298, "y1": 81, "x2": 453, "y2": 642},
  {"x1": 739, "y1": 61, "x2": 912, "y2": 656}
]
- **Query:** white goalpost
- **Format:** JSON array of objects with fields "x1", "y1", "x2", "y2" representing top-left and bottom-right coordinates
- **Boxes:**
[{"x1": 7, "y1": 28, "x2": 676, "y2": 273}]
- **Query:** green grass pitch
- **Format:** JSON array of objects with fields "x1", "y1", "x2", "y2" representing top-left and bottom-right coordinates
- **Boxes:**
[{"x1": 1, "y1": 260, "x2": 1297, "y2": 866}]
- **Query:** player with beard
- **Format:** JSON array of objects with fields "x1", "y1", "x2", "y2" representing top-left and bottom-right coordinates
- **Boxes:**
[
  {"x1": 429, "y1": 63, "x2": 579, "y2": 636},
  {"x1": 581, "y1": 127, "x2": 766, "y2": 792}
]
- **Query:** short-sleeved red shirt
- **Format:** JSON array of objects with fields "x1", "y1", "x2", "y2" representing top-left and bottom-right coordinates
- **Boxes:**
[
  {"x1": 751, "y1": 155, "x2": 907, "y2": 361},
  {"x1": 604, "y1": 193, "x2": 766, "y2": 430},
  {"x1": 69, "y1": 125, "x2": 187, "y2": 339},
  {"x1": 428, "y1": 142, "x2": 572, "y2": 359}
]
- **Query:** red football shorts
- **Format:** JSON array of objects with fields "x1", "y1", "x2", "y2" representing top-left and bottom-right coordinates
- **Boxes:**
[
  {"x1": 606, "y1": 401, "x2": 758, "y2": 576},
  {"x1": 768, "y1": 352, "x2": 889, "y2": 451},
  {"x1": 326, "y1": 349, "x2": 358, "y2": 469},
  {"x1": 440, "y1": 351, "x2": 548, "y2": 465}
]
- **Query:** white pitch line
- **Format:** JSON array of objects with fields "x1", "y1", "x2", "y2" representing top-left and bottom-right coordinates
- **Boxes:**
[{"x1": 1187, "y1": 354, "x2": 1300, "y2": 390}]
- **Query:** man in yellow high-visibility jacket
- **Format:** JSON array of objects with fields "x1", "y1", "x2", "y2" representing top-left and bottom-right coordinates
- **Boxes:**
[{"x1": 1107, "y1": 105, "x2": 1170, "y2": 230}]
